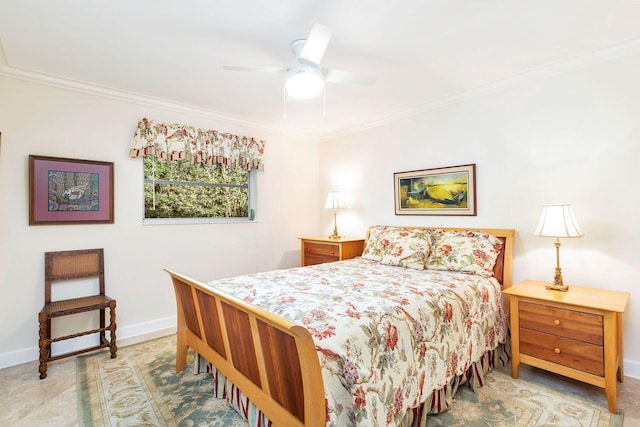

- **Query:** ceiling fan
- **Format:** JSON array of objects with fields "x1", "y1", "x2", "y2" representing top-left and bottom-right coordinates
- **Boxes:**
[{"x1": 223, "y1": 23, "x2": 376, "y2": 114}]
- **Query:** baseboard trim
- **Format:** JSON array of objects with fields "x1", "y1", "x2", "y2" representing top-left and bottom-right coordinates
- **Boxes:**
[
  {"x1": 3, "y1": 315, "x2": 639, "y2": 380},
  {"x1": 624, "y1": 358, "x2": 640, "y2": 380},
  {"x1": 0, "y1": 315, "x2": 177, "y2": 370}
]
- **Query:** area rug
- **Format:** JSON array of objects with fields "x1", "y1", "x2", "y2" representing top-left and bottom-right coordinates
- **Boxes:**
[
  {"x1": 77, "y1": 335, "x2": 246, "y2": 426},
  {"x1": 427, "y1": 370, "x2": 623, "y2": 427},
  {"x1": 77, "y1": 335, "x2": 623, "y2": 427}
]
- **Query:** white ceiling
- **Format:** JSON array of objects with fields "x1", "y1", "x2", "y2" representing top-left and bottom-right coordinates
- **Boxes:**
[{"x1": 2, "y1": 0, "x2": 640, "y2": 140}]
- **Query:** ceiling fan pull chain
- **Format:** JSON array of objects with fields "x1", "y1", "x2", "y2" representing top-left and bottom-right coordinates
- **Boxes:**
[
  {"x1": 283, "y1": 86, "x2": 287, "y2": 119},
  {"x1": 323, "y1": 85, "x2": 327, "y2": 118}
]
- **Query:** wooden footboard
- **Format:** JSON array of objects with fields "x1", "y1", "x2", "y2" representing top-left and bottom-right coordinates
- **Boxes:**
[{"x1": 164, "y1": 269, "x2": 325, "y2": 426}]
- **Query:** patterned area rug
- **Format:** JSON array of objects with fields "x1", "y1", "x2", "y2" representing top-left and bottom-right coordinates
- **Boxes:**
[
  {"x1": 429, "y1": 371, "x2": 623, "y2": 427},
  {"x1": 77, "y1": 335, "x2": 246, "y2": 426},
  {"x1": 77, "y1": 335, "x2": 623, "y2": 427}
]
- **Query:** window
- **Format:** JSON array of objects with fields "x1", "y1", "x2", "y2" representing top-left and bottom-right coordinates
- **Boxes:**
[
  {"x1": 129, "y1": 118, "x2": 265, "y2": 223},
  {"x1": 143, "y1": 157, "x2": 255, "y2": 222}
]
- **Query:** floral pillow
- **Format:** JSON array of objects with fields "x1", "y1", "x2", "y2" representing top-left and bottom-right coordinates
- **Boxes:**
[
  {"x1": 427, "y1": 230, "x2": 503, "y2": 277},
  {"x1": 361, "y1": 226, "x2": 431, "y2": 270}
]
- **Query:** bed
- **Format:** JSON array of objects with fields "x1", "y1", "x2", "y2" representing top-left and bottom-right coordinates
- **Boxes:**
[{"x1": 165, "y1": 226, "x2": 515, "y2": 426}]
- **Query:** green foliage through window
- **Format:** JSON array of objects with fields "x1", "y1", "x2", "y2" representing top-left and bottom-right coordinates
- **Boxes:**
[{"x1": 143, "y1": 157, "x2": 252, "y2": 219}]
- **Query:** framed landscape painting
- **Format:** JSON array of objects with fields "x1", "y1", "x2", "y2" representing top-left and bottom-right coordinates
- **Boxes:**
[
  {"x1": 29, "y1": 155, "x2": 114, "y2": 225},
  {"x1": 394, "y1": 164, "x2": 476, "y2": 216}
]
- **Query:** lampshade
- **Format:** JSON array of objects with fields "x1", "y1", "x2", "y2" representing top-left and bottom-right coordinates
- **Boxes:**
[
  {"x1": 285, "y1": 65, "x2": 325, "y2": 99},
  {"x1": 324, "y1": 191, "x2": 347, "y2": 210},
  {"x1": 534, "y1": 204, "x2": 583, "y2": 238}
]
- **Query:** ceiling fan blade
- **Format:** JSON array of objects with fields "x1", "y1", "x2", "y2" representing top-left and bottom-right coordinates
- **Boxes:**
[
  {"x1": 299, "y1": 23, "x2": 332, "y2": 65},
  {"x1": 222, "y1": 65, "x2": 286, "y2": 73},
  {"x1": 324, "y1": 68, "x2": 377, "y2": 86}
]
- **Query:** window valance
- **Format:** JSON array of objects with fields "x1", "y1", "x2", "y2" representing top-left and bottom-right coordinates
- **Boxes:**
[{"x1": 130, "y1": 118, "x2": 265, "y2": 171}]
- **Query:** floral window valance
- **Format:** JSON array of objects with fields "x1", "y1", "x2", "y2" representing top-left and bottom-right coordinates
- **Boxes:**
[{"x1": 130, "y1": 118, "x2": 265, "y2": 171}]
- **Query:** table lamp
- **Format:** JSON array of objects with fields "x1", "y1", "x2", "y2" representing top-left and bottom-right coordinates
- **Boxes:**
[
  {"x1": 533, "y1": 204, "x2": 583, "y2": 291},
  {"x1": 324, "y1": 191, "x2": 346, "y2": 239}
]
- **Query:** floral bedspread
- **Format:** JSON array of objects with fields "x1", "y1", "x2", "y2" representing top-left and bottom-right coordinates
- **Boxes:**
[{"x1": 207, "y1": 258, "x2": 508, "y2": 426}]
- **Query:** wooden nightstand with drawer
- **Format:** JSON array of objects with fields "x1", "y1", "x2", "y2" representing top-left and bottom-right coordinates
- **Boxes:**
[
  {"x1": 299, "y1": 236, "x2": 365, "y2": 267},
  {"x1": 503, "y1": 280, "x2": 629, "y2": 413}
]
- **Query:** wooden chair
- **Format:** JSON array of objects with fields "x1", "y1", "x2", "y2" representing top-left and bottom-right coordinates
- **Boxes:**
[{"x1": 38, "y1": 248, "x2": 117, "y2": 379}]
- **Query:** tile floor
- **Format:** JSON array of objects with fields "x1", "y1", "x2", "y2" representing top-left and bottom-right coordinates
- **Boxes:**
[
  {"x1": 498, "y1": 364, "x2": 639, "y2": 425},
  {"x1": 1, "y1": 331, "x2": 638, "y2": 426},
  {"x1": 0, "y1": 329, "x2": 174, "y2": 427}
]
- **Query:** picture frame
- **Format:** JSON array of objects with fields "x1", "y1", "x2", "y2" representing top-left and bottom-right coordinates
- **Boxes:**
[
  {"x1": 394, "y1": 164, "x2": 476, "y2": 216},
  {"x1": 29, "y1": 155, "x2": 114, "y2": 225}
]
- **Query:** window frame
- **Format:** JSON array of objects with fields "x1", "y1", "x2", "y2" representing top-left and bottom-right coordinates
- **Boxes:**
[{"x1": 141, "y1": 159, "x2": 257, "y2": 225}]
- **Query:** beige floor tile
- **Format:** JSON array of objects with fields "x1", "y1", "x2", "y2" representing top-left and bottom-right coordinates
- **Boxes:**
[{"x1": 1, "y1": 332, "x2": 638, "y2": 426}]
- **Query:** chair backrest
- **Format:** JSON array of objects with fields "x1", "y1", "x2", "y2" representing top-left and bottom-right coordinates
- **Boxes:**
[{"x1": 44, "y1": 248, "x2": 105, "y2": 304}]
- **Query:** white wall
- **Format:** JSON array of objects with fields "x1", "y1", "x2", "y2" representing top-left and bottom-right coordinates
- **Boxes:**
[
  {"x1": 2, "y1": 52, "x2": 638, "y2": 378},
  {"x1": 319, "y1": 53, "x2": 640, "y2": 377},
  {"x1": 0, "y1": 76, "x2": 320, "y2": 367}
]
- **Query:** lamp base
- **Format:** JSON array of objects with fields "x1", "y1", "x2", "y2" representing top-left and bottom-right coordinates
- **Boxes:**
[
  {"x1": 546, "y1": 246, "x2": 569, "y2": 291},
  {"x1": 328, "y1": 212, "x2": 341, "y2": 240},
  {"x1": 545, "y1": 283, "x2": 569, "y2": 292}
]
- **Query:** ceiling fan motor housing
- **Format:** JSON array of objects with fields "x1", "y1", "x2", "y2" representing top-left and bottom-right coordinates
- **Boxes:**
[{"x1": 285, "y1": 61, "x2": 325, "y2": 99}]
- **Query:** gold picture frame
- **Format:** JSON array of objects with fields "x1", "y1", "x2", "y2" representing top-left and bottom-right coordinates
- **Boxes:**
[{"x1": 394, "y1": 164, "x2": 476, "y2": 216}]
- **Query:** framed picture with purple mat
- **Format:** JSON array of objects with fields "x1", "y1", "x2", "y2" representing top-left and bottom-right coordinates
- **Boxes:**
[{"x1": 29, "y1": 155, "x2": 114, "y2": 225}]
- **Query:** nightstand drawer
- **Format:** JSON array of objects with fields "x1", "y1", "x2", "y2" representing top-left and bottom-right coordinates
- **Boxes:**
[
  {"x1": 304, "y1": 254, "x2": 337, "y2": 266},
  {"x1": 304, "y1": 242, "x2": 339, "y2": 258},
  {"x1": 519, "y1": 301, "x2": 603, "y2": 345},
  {"x1": 520, "y1": 328, "x2": 604, "y2": 376}
]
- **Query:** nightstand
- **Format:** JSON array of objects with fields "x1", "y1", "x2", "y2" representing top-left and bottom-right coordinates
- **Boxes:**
[
  {"x1": 503, "y1": 280, "x2": 629, "y2": 413},
  {"x1": 299, "y1": 236, "x2": 365, "y2": 266}
]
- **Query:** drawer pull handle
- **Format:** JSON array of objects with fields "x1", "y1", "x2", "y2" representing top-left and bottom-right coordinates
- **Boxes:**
[
  {"x1": 554, "y1": 320, "x2": 560, "y2": 326},
  {"x1": 554, "y1": 348, "x2": 561, "y2": 354}
]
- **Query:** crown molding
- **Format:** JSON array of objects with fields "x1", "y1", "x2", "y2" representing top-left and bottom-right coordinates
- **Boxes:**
[
  {"x1": 0, "y1": 64, "x2": 258, "y2": 126},
  {"x1": 0, "y1": 56, "x2": 303, "y2": 138},
  {"x1": 2, "y1": 36, "x2": 639, "y2": 143},
  {"x1": 320, "y1": 37, "x2": 640, "y2": 142}
]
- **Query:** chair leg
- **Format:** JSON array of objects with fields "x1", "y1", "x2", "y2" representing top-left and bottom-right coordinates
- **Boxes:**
[
  {"x1": 108, "y1": 301, "x2": 117, "y2": 358},
  {"x1": 38, "y1": 313, "x2": 49, "y2": 379},
  {"x1": 99, "y1": 307, "x2": 106, "y2": 344}
]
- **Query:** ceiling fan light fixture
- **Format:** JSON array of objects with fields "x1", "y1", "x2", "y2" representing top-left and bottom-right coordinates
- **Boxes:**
[{"x1": 285, "y1": 66, "x2": 324, "y2": 99}]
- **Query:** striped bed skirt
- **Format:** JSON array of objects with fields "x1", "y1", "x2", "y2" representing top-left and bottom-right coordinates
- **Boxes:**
[{"x1": 199, "y1": 343, "x2": 508, "y2": 426}]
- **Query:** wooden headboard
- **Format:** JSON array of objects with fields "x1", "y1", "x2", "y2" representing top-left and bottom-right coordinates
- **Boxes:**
[{"x1": 363, "y1": 226, "x2": 515, "y2": 289}]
